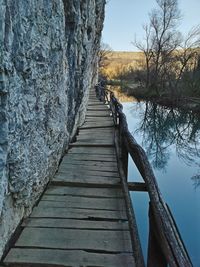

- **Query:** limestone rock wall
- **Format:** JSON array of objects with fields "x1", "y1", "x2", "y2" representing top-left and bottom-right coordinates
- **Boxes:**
[{"x1": 0, "y1": 0, "x2": 105, "y2": 257}]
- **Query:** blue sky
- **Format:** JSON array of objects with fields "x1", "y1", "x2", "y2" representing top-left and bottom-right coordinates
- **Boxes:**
[{"x1": 102, "y1": 0, "x2": 200, "y2": 51}]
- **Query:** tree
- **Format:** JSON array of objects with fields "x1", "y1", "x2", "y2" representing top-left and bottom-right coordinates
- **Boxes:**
[
  {"x1": 98, "y1": 42, "x2": 112, "y2": 69},
  {"x1": 135, "y1": 0, "x2": 182, "y2": 95},
  {"x1": 175, "y1": 25, "x2": 200, "y2": 95}
]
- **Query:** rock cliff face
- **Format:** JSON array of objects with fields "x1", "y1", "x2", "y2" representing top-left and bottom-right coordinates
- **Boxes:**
[{"x1": 0, "y1": 0, "x2": 105, "y2": 257}]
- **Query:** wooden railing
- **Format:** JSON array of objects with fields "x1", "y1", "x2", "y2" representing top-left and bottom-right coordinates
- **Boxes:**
[{"x1": 95, "y1": 84, "x2": 193, "y2": 267}]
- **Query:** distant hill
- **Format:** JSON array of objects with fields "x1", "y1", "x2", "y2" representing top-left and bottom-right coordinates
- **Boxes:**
[
  {"x1": 107, "y1": 51, "x2": 144, "y2": 65},
  {"x1": 101, "y1": 51, "x2": 144, "y2": 79}
]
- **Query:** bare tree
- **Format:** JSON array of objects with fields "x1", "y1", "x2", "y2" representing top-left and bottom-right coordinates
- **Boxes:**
[
  {"x1": 134, "y1": 24, "x2": 155, "y2": 88},
  {"x1": 98, "y1": 42, "x2": 112, "y2": 69},
  {"x1": 175, "y1": 25, "x2": 200, "y2": 93},
  {"x1": 134, "y1": 0, "x2": 182, "y2": 95}
]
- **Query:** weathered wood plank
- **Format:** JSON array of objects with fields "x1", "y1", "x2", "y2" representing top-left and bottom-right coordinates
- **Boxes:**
[
  {"x1": 45, "y1": 186, "x2": 124, "y2": 198},
  {"x1": 81, "y1": 124, "x2": 114, "y2": 129},
  {"x1": 78, "y1": 131, "x2": 114, "y2": 136},
  {"x1": 15, "y1": 228, "x2": 132, "y2": 253},
  {"x1": 65, "y1": 150, "x2": 116, "y2": 156},
  {"x1": 73, "y1": 142, "x2": 114, "y2": 147},
  {"x1": 87, "y1": 107, "x2": 110, "y2": 111},
  {"x1": 38, "y1": 199, "x2": 125, "y2": 212},
  {"x1": 85, "y1": 114, "x2": 112, "y2": 118},
  {"x1": 57, "y1": 169, "x2": 119, "y2": 179},
  {"x1": 78, "y1": 132, "x2": 114, "y2": 137},
  {"x1": 88, "y1": 102, "x2": 105, "y2": 106},
  {"x1": 40, "y1": 195, "x2": 125, "y2": 210},
  {"x1": 77, "y1": 134, "x2": 114, "y2": 139},
  {"x1": 79, "y1": 127, "x2": 114, "y2": 131},
  {"x1": 80, "y1": 124, "x2": 114, "y2": 130},
  {"x1": 62, "y1": 154, "x2": 117, "y2": 162},
  {"x1": 59, "y1": 162, "x2": 118, "y2": 172},
  {"x1": 52, "y1": 174, "x2": 120, "y2": 187},
  {"x1": 70, "y1": 142, "x2": 114, "y2": 147},
  {"x1": 67, "y1": 147, "x2": 115, "y2": 155},
  {"x1": 85, "y1": 116, "x2": 113, "y2": 121},
  {"x1": 85, "y1": 117, "x2": 112, "y2": 121},
  {"x1": 30, "y1": 206, "x2": 127, "y2": 220},
  {"x1": 22, "y1": 218, "x2": 129, "y2": 230},
  {"x1": 4, "y1": 248, "x2": 135, "y2": 267},
  {"x1": 77, "y1": 135, "x2": 114, "y2": 141},
  {"x1": 87, "y1": 104, "x2": 105, "y2": 107},
  {"x1": 61, "y1": 160, "x2": 118, "y2": 168}
]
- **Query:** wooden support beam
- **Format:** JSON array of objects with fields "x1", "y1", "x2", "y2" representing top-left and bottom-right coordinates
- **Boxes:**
[
  {"x1": 114, "y1": 128, "x2": 145, "y2": 267},
  {"x1": 128, "y1": 182, "x2": 147, "y2": 192}
]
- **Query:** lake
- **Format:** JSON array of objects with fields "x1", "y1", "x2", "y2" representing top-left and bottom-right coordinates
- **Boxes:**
[{"x1": 118, "y1": 96, "x2": 200, "y2": 266}]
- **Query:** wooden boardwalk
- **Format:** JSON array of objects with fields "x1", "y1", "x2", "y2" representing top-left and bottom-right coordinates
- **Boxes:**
[{"x1": 3, "y1": 91, "x2": 136, "y2": 266}]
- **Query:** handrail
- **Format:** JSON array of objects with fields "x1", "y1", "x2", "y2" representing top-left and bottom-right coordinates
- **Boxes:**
[{"x1": 95, "y1": 83, "x2": 193, "y2": 267}]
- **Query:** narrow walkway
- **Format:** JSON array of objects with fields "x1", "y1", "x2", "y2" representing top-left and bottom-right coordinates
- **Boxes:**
[{"x1": 3, "y1": 91, "x2": 136, "y2": 266}]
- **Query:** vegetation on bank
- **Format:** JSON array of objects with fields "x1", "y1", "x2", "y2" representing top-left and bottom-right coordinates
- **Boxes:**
[{"x1": 99, "y1": 0, "x2": 200, "y2": 110}]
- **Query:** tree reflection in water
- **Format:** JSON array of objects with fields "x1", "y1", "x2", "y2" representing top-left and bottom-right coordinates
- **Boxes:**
[{"x1": 132, "y1": 102, "x2": 200, "y2": 187}]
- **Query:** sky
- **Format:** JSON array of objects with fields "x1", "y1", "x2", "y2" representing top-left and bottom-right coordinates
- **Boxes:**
[{"x1": 102, "y1": 0, "x2": 200, "y2": 51}]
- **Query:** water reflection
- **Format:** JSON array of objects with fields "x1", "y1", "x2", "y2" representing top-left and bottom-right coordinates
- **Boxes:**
[{"x1": 130, "y1": 101, "x2": 200, "y2": 187}]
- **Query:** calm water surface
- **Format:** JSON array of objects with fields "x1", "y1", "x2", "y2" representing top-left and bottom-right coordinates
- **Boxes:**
[{"x1": 121, "y1": 100, "x2": 200, "y2": 266}]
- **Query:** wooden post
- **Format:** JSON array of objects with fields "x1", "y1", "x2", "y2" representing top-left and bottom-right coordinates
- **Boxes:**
[
  {"x1": 119, "y1": 118, "x2": 128, "y2": 178},
  {"x1": 114, "y1": 128, "x2": 145, "y2": 267},
  {"x1": 147, "y1": 203, "x2": 168, "y2": 267}
]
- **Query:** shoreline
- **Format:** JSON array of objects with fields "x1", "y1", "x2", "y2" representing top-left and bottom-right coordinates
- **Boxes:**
[{"x1": 107, "y1": 81, "x2": 200, "y2": 114}]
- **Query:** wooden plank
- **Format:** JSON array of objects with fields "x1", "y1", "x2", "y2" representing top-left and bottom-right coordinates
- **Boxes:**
[
  {"x1": 30, "y1": 206, "x2": 127, "y2": 220},
  {"x1": 88, "y1": 102, "x2": 105, "y2": 106},
  {"x1": 66, "y1": 151, "x2": 116, "y2": 157},
  {"x1": 61, "y1": 160, "x2": 118, "y2": 168},
  {"x1": 78, "y1": 132, "x2": 114, "y2": 137},
  {"x1": 78, "y1": 131, "x2": 113, "y2": 136},
  {"x1": 76, "y1": 138, "x2": 114, "y2": 144},
  {"x1": 59, "y1": 162, "x2": 118, "y2": 172},
  {"x1": 53, "y1": 174, "x2": 120, "y2": 182},
  {"x1": 62, "y1": 157, "x2": 117, "y2": 163},
  {"x1": 78, "y1": 131, "x2": 114, "y2": 136},
  {"x1": 80, "y1": 127, "x2": 114, "y2": 130},
  {"x1": 22, "y1": 218, "x2": 129, "y2": 230},
  {"x1": 79, "y1": 127, "x2": 114, "y2": 131},
  {"x1": 85, "y1": 116, "x2": 113, "y2": 120},
  {"x1": 87, "y1": 102, "x2": 105, "y2": 106},
  {"x1": 85, "y1": 115, "x2": 112, "y2": 119},
  {"x1": 4, "y1": 248, "x2": 135, "y2": 267},
  {"x1": 52, "y1": 174, "x2": 120, "y2": 187},
  {"x1": 86, "y1": 110, "x2": 112, "y2": 116},
  {"x1": 70, "y1": 142, "x2": 114, "y2": 147},
  {"x1": 40, "y1": 195, "x2": 125, "y2": 210},
  {"x1": 67, "y1": 147, "x2": 116, "y2": 155},
  {"x1": 45, "y1": 186, "x2": 124, "y2": 198},
  {"x1": 15, "y1": 228, "x2": 132, "y2": 253},
  {"x1": 84, "y1": 121, "x2": 113, "y2": 125},
  {"x1": 79, "y1": 128, "x2": 113, "y2": 131},
  {"x1": 80, "y1": 124, "x2": 114, "y2": 130},
  {"x1": 88, "y1": 102, "x2": 101, "y2": 104},
  {"x1": 62, "y1": 154, "x2": 117, "y2": 162},
  {"x1": 57, "y1": 168, "x2": 119, "y2": 178},
  {"x1": 77, "y1": 135, "x2": 114, "y2": 139},
  {"x1": 62, "y1": 158, "x2": 117, "y2": 164},
  {"x1": 87, "y1": 107, "x2": 110, "y2": 111}
]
